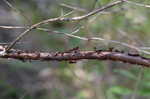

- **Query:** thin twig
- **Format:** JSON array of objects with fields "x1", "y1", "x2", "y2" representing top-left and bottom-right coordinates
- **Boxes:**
[
  {"x1": 5, "y1": 0, "x2": 125, "y2": 52},
  {"x1": 49, "y1": 31, "x2": 150, "y2": 55},
  {"x1": 0, "y1": 26, "x2": 26, "y2": 29},
  {"x1": 1, "y1": 25, "x2": 150, "y2": 55}
]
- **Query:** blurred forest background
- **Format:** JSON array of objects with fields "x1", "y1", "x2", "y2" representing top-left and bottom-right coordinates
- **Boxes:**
[{"x1": 0, "y1": 0, "x2": 150, "y2": 99}]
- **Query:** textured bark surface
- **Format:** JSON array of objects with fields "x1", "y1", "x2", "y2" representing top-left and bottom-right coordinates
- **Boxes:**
[{"x1": 0, "y1": 46, "x2": 150, "y2": 67}]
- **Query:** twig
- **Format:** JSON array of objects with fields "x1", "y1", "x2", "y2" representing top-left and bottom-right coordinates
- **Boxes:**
[
  {"x1": 5, "y1": 0, "x2": 125, "y2": 52},
  {"x1": 0, "y1": 26, "x2": 26, "y2": 29},
  {"x1": 1, "y1": 25, "x2": 150, "y2": 55},
  {"x1": 48, "y1": 31, "x2": 150, "y2": 55}
]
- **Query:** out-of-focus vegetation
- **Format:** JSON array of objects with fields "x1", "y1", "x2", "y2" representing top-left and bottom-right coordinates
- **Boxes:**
[{"x1": 0, "y1": 0, "x2": 150, "y2": 99}]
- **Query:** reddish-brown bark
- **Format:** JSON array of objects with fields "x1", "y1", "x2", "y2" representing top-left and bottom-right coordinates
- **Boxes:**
[{"x1": 0, "y1": 46, "x2": 150, "y2": 67}]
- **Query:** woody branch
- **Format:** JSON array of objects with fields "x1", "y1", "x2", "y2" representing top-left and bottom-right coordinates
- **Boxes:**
[{"x1": 0, "y1": 46, "x2": 149, "y2": 67}]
